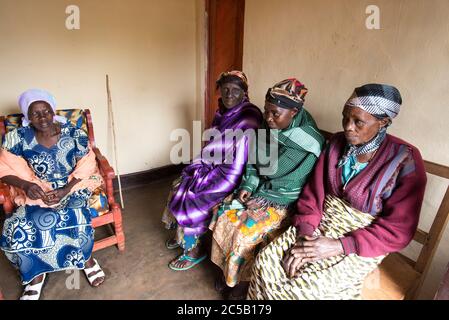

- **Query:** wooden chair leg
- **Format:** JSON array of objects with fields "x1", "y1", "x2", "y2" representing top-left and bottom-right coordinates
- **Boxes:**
[
  {"x1": 112, "y1": 204, "x2": 125, "y2": 251},
  {"x1": 0, "y1": 288, "x2": 4, "y2": 300}
]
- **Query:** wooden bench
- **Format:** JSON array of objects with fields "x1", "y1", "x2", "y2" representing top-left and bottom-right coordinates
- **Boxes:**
[{"x1": 434, "y1": 262, "x2": 449, "y2": 300}]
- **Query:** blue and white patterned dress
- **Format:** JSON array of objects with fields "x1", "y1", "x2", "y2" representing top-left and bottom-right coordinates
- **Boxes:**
[{"x1": 0, "y1": 123, "x2": 97, "y2": 284}]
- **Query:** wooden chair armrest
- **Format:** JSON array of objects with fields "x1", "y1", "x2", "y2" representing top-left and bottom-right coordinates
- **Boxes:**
[
  {"x1": 93, "y1": 147, "x2": 115, "y2": 180},
  {"x1": 92, "y1": 147, "x2": 117, "y2": 206}
]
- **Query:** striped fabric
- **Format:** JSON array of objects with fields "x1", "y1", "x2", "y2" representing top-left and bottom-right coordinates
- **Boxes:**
[
  {"x1": 345, "y1": 84, "x2": 402, "y2": 119},
  {"x1": 247, "y1": 195, "x2": 385, "y2": 300},
  {"x1": 240, "y1": 108, "x2": 324, "y2": 207}
]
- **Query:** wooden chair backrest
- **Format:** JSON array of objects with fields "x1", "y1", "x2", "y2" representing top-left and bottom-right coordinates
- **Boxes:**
[
  {"x1": 319, "y1": 130, "x2": 449, "y2": 284},
  {"x1": 0, "y1": 108, "x2": 97, "y2": 148}
]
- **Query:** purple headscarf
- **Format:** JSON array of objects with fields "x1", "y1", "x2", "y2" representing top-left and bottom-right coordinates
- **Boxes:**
[{"x1": 18, "y1": 89, "x2": 67, "y2": 126}]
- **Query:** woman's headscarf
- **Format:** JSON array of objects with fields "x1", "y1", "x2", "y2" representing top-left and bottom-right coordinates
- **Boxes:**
[
  {"x1": 216, "y1": 70, "x2": 249, "y2": 93},
  {"x1": 265, "y1": 78, "x2": 308, "y2": 110},
  {"x1": 338, "y1": 83, "x2": 402, "y2": 167},
  {"x1": 18, "y1": 89, "x2": 67, "y2": 126}
]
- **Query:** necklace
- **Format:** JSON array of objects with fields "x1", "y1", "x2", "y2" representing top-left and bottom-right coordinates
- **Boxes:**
[{"x1": 356, "y1": 149, "x2": 377, "y2": 164}]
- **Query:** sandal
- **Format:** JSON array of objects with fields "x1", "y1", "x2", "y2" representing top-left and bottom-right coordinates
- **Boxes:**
[
  {"x1": 165, "y1": 238, "x2": 180, "y2": 250},
  {"x1": 83, "y1": 258, "x2": 105, "y2": 287},
  {"x1": 168, "y1": 253, "x2": 207, "y2": 271},
  {"x1": 20, "y1": 274, "x2": 47, "y2": 300}
]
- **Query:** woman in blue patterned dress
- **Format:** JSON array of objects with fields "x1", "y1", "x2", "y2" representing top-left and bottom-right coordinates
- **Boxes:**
[{"x1": 0, "y1": 89, "x2": 106, "y2": 300}]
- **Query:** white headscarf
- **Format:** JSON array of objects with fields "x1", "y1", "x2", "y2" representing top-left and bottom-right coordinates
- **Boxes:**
[{"x1": 18, "y1": 89, "x2": 67, "y2": 126}]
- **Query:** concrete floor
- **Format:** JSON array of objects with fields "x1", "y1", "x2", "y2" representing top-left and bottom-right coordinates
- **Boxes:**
[{"x1": 0, "y1": 175, "x2": 222, "y2": 300}]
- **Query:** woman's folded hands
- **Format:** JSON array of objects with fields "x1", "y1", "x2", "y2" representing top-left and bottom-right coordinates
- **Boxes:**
[
  {"x1": 282, "y1": 234, "x2": 344, "y2": 278},
  {"x1": 21, "y1": 181, "x2": 70, "y2": 205}
]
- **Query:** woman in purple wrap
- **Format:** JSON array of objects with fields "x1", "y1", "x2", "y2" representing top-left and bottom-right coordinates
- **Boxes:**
[{"x1": 162, "y1": 71, "x2": 263, "y2": 271}]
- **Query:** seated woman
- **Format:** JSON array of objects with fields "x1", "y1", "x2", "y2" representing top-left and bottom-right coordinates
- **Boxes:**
[
  {"x1": 0, "y1": 89, "x2": 107, "y2": 300},
  {"x1": 248, "y1": 84, "x2": 427, "y2": 300},
  {"x1": 209, "y1": 78, "x2": 324, "y2": 299},
  {"x1": 162, "y1": 71, "x2": 263, "y2": 270}
]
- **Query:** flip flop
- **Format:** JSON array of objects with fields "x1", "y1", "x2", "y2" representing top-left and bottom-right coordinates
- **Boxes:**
[
  {"x1": 165, "y1": 238, "x2": 180, "y2": 250},
  {"x1": 20, "y1": 274, "x2": 47, "y2": 300},
  {"x1": 168, "y1": 253, "x2": 207, "y2": 271},
  {"x1": 83, "y1": 258, "x2": 105, "y2": 287}
]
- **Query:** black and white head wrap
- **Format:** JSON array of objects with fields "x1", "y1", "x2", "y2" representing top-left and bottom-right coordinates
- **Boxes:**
[{"x1": 338, "y1": 84, "x2": 402, "y2": 167}]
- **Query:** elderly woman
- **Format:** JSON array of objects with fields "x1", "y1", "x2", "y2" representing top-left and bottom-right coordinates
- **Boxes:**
[
  {"x1": 0, "y1": 89, "x2": 107, "y2": 300},
  {"x1": 248, "y1": 84, "x2": 427, "y2": 300},
  {"x1": 209, "y1": 78, "x2": 324, "y2": 299},
  {"x1": 162, "y1": 71, "x2": 263, "y2": 271}
]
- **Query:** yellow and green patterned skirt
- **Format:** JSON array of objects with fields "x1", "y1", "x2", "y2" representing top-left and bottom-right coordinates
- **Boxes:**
[
  {"x1": 247, "y1": 195, "x2": 385, "y2": 300},
  {"x1": 209, "y1": 198, "x2": 290, "y2": 287}
]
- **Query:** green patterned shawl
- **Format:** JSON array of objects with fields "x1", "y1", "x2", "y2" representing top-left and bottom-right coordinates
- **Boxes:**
[{"x1": 239, "y1": 108, "x2": 324, "y2": 207}]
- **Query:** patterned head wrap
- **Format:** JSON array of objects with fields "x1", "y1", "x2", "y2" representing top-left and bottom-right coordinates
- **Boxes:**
[
  {"x1": 18, "y1": 89, "x2": 67, "y2": 127},
  {"x1": 345, "y1": 83, "x2": 402, "y2": 121},
  {"x1": 338, "y1": 83, "x2": 403, "y2": 167},
  {"x1": 265, "y1": 78, "x2": 308, "y2": 110},
  {"x1": 216, "y1": 70, "x2": 249, "y2": 93}
]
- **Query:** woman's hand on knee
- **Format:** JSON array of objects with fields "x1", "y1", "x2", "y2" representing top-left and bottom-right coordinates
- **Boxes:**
[
  {"x1": 290, "y1": 236, "x2": 344, "y2": 267},
  {"x1": 282, "y1": 251, "x2": 304, "y2": 279},
  {"x1": 245, "y1": 199, "x2": 261, "y2": 210},
  {"x1": 22, "y1": 182, "x2": 46, "y2": 201},
  {"x1": 44, "y1": 188, "x2": 69, "y2": 205},
  {"x1": 238, "y1": 190, "x2": 251, "y2": 203}
]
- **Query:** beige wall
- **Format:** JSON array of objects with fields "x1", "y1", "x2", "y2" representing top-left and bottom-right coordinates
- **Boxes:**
[
  {"x1": 0, "y1": 0, "x2": 203, "y2": 175},
  {"x1": 244, "y1": 0, "x2": 449, "y2": 299}
]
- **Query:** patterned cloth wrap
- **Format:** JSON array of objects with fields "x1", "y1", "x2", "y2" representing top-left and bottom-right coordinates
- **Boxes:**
[
  {"x1": 0, "y1": 115, "x2": 108, "y2": 284},
  {"x1": 248, "y1": 195, "x2": 386, "y2": 300},
  {"x1": 209, "y1": 195, "x2": 290, "y2": 287},
  {"x1": 2, "y1": 109, "x2": 108, "y2": 217}
]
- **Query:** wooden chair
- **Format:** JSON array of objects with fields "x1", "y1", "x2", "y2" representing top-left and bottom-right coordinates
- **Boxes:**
[
  {"x1": 320, "y1": 130, "x2": 449, "y2": 300},
  {"x1": 0, "y1": 109, "x2": 125, "y2": 253},
  {"x1": 434, "y1": 262, "x2": 449, "y2": 300}
]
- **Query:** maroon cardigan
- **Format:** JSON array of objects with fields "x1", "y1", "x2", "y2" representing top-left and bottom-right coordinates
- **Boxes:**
[{"x1": 292, "y1": 132, "x2": 427, "y2": 257}]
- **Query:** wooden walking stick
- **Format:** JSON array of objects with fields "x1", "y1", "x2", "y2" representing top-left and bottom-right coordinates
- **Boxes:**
[{"x1": 106, "y1": 75, "x2": 124, "y2": 209}]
